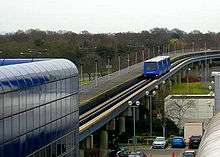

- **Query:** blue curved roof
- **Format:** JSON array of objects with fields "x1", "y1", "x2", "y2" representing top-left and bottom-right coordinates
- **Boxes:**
[
  {"x1": 0, "y1": 59, "x2": 78, "y2": 93},
  {"x1": 0, "y1": 58, "x2": 46, "y2": 66}
]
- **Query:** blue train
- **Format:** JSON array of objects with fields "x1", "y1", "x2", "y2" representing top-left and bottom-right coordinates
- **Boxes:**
[{"x1": 143, "y1": 56, "x2": 171, "y2": 77}]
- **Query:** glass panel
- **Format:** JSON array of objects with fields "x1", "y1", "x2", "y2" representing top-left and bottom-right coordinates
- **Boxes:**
[
  {"x1": 51, "y1": 121, "x2": 57, "y2": 141},
  {"x1": 40, "y1": 105, "x2": 46, "y2": 126},
  {"x1": 51, "y1": 102, "x2": 57, "y2": 121},
  {"x1": 3, "y1": 93, "x2": 12, "y2": 117},
  {"x1": 27, "y1": 110, "x2": 34, "y2": 131},
  {"x1": 56, "y1": 119, "x2": 61, "y2": 137},
  {"x1": 33, "y1": 107, "x2": 40, "y2": 129},
  {"x1": 45, "y1": 145, "x2": 52, "y2": 157},
  {"x1": 51, "y1": 142, "x2": 57, "y2": 157},
  {"x1": 4, "y1": 117, "x2": 12, "y2": 142},
  {"x1": 57, "y1": 100, "x2": 62, "y2": 119},
  {"x1": 61, "y1": 117, "x2": 66, "y2": 133},
  {"x1": 46, "y1": 104, "x2": 51, "y2": 123},
  {"x1": 65, "y1": 96, "x2": 71, "y2": 114},
  {"x1": 39, "y1": 85, "x2": 46, "y2": 105},
  {"x1": 26, "y1": 88, "x2": 34, "y2": 109},
  {"x1": 19, "y1": 112, "x2": 27, "y2": 135},
  {"x1": 57, "y1": 80, "x2": 62, "y2": 98},
  {"x1": 50, "y1": 82, "x2": 57, "y2": 101},
  {"x1": 32, "y1": 86, "x2": 40, "y2": 108},
  {"x1": 57, "y1": 139, "x2": 62, "y2": 156},
  {"x1": 0, "y1": 120, "x2": 3, "y2": 144},
  {"x1": 62, "y1": 99, "x2": 67, "y2": 116},
  {"x1": 61, "y1": 80, "x2": 66, "y2": 97},
  {"x1": 11, "y1": 91, "x2": 20, "y2": 115},
  {"x1": 20, "y1": 90, "x2": 27, "y2": 112},
  {"x1": 39, "y1": 148, "x2": 45, "y2": 157},
  {"x1": 0, "y1": 94, "x2": 3, "y2": 119},
  {"x1": 12, "y1": 115, "x2": 19, "y2": 139},
  {"x1": 61, "y1": 136, "x2": 66, "y2": 154}
]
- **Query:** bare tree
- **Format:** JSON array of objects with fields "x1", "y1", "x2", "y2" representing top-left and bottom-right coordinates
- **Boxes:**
[{"x1": 165, "y1": 96, "x2": 196, "y2": 128}]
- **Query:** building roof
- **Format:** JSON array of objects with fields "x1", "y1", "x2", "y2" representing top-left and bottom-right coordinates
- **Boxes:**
[
  {"x1": 0, "y1": 58, "x2": 45, "y2": 66},
  {"x1": 197, "y1": 112, "x2": 220, "y2": 157},
  {"x1": 0, "y1": 59, "x2": 78, "y2": 93},
  {"x1": 144, "y1": 56, "x2": 170, "y2": 63}
]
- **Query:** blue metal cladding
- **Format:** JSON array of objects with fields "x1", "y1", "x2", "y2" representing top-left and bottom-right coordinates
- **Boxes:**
[{"x1": 0, "y1": 59, "x2": 79, "y2": 157}]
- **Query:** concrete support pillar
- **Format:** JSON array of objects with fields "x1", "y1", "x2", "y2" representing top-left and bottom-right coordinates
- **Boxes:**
[
  {"x1": 169, "y1": 79, "x2": 172, "y2": 92},
  {"x1": 210, "y1": 59, "x2": 213, "y2": 65},
  {"x1": 122, "y1": 107, "x2": 132, "y2": 117},
  {"x1": 195, "y1": 65, "x2": 199, "y2": 77},
  {"x1": 178, "y1": 72, "x2": 182, "y2": 84},
  {"x1": 200, "y1": 63, "x2": 204, "y2": 82},
  {"x1": 107, "y1": 119, "x2": 116, "y2": 131},
  {"x1": 182, "y1": 70, "x2": 186, "y2": 78},
  {"x1": 207, "y1": 61, "x2": 210, "y2": 81},
  {"x1": 118, "y1": 117, "x2": 126, "y2": 134},
  {"x1": 99, "y1": 130, "x2": 108, "y2": 157},
  {"x1": 135, "y1": 107, "x2": 139, "y2": 121},
  {"x1": 174, "y1": 75, "x2": 178, "y2": 85},
  {"x1": 80, "y1": 149, "x2": 85, "y2": 157},
  {"x1": 86, "y1": 135, "x2": 94, "y2": 149}
]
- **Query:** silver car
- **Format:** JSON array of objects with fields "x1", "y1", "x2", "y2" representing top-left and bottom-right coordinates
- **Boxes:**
[{"x1": 152, "y1": 137, "x2": 168, "y2": 149}]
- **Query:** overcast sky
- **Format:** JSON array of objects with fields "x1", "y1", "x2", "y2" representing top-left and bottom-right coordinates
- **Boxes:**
[{"x1": 1, "y1": 0, "x2": 220, "y2": 33}]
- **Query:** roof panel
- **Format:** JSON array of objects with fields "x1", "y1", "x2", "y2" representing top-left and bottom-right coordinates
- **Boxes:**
[{"x1": 0, "y1": 59, "x2": 78, "y2": 93}]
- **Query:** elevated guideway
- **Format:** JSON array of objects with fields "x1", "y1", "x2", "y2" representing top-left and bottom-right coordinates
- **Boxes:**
[
  {"x1": 79, "y1": 51, "x2": 199, "y2": 106},
  {"x1": 79, "y1": 50, "x2": 220, "y2": 141}
]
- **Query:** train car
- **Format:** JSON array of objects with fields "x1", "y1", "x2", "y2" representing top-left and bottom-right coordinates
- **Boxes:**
[
  {"x1": 161, "y1": 56, "x2": 171, "y2": 72},
  {"x1": 143, "y1": 56, "x2": 171, "y2": 77}
]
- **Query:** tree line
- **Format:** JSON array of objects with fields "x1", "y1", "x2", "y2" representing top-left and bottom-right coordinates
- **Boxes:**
[{"x1": 0, "y1": 28, "x2": 220, "y2": 79}]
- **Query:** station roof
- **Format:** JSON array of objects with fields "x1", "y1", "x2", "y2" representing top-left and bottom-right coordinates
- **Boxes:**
[{"x1": 0, "y1": 59, "x2": 78, "y2": 93}]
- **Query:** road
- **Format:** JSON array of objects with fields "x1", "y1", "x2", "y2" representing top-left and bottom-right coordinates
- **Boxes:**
[
  {"x1": 128, "y1": 146, "x2": 196, "y2": 157},
  {"x1": 145, "y1": 148, "x2": 186, "y2": 157}
]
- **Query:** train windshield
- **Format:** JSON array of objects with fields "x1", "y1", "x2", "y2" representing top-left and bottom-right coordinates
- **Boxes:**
[{"x1": 145, "y1": 62, "x2": 158, "y2": 71}]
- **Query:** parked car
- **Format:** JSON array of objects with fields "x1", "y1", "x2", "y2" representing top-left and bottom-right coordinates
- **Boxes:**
[
  {"x1": 128, "y1": 151, "x2": 146, "y2": 157},
  {"x1": 171, "y1": 136, "x2": 186, "y2": 148},
  {"x1": 188, "y1": 135, "x2": 202, "y2": 149},
  {"x1": 116, "y1": 151, "x2": 127, "y2": 157},
  {"x1": 152, "y1": 137, "x2": 168, "y2": 149},
  {"x1": 182, "y1": 150, "x2": 196, "y2": 157}
]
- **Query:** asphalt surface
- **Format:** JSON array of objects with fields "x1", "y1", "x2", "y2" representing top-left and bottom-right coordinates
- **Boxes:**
[{"x1": 128, "y1": 145, "x2": 196, "y2": 157}]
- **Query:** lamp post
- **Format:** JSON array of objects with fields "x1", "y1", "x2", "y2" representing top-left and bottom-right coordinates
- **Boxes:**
[
  {"x1": 145, "y1": 90, "x2": 156, "y2": 136},
  {"x1": 208, "y1": 85, "x2": 215, "y2": 116},
  {"x1": 127, "y1": 53, "x2": 130, "y2": 71},
  {"x1": 187, "y1": 68, "x2": 191, "y2": 94},
  {"x1": 80, "y1": 63, "x2": 83, "y2": 81},
  {"x1": 118, "y1": 55, "x2": 121, "y2": 75},
  {"x1": 107, "y1": 56, "x2": 110, "y2": 80},
  {"x1": 192, "y1": 42, "x2": 195, "y2": 52},
  {"x1": 128, "y1": 100, "x2": 140, "y2": 151},
  {"x1": 95, "y1": 59, "x2": 98, "y2": 87},
  {"x1": 204, "y1": 42, "x2": 208, "y2": 82}
]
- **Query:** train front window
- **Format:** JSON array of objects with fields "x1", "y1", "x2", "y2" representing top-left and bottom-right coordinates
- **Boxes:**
[{"x1": 145, "y1": 62, "x2": 158, "y2": 71}]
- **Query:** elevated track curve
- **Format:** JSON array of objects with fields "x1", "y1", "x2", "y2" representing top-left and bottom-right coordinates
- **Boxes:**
[{"x1": 79, "y1": 50, "x2": 220, "y2": 141}]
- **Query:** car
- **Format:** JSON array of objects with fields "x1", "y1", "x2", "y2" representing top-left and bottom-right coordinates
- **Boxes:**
[
  {"x1": 143, "y1": 56, "x2": 171, "y2": 77},
  {"x1": 171, "y1": 136, "x2": 186, "y2": 148},
  {"x1": 116, "y1": 151, "x2": 127, "y2": 157},
  {"x1": 188, "y1": 135, "x2": 202, "y2": 149},
  {"x1": 128, "y1": 151, "x2": 146, "y2": 157},
  {"x1": 182, "y1": 150, "x2": 196, "y2": 157},
  {"x1": 152, "y1": 137, "x2": 168, "y2": 149}
]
